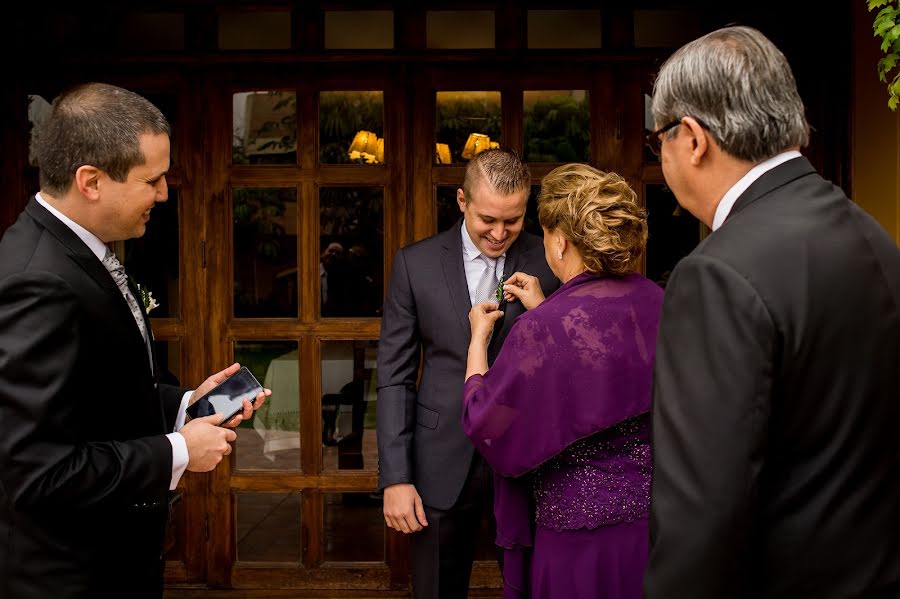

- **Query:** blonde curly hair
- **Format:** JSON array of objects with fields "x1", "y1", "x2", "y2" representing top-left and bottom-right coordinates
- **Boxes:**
[{"x1": 538, "y1": 164, "x2": 647, "y2": 276}]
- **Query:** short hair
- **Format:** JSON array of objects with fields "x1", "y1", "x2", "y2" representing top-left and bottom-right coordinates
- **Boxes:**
[
  {"x1": 462, "y1": 148, "x2": 531, "y2": 203},
  {"x1": 651, "y1": 26, "x2": 809, "y2": 163},
  {"x1": 538, "y1": 164, "x2": 647, "y2": 277},
  {"x1": 36, "y1": 82, "x2": 171, "y2": 197}
]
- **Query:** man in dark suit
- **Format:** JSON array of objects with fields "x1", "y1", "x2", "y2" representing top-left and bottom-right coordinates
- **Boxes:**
[
  {"x1": 377, "y1": 148, "x2": 558, "y2": 598},
  {"x1": 0, "y1": 83, "x2": 268, "y2": 599},
  {"x1": 644, "y1": 26, "x2": 900, "y2": 598}
]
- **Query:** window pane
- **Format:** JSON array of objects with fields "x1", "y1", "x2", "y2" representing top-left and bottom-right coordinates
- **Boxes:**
[
  {"x1": 219, "y1": 11, "x2": 291, "y2": 50},
  {"x1": 527, "y1": 10, "x2": 602, "y2": 49},
  {"x1": 321, "y1": 341, "x2": 378, "y2": 472},
  {"x1": 324, "y1": 492, "x2": 384, "y2": 562},
  {"x1": 325, "y1": 11, "x2": 394, "y2": 49},
  {"x1": 525, "y1": 185, "x2": 543, "y2": 237},
  {"x1": 426, "y1": 11, "x2": 495, "y2": 49},
  {"x1": 319, "y1": 187, "x2": 384, "y2": 318},
  {"x1": 236, "y1": 492, "x2": 301, "y2": 562},
  {"x1": 233, "y1": 91, "x2": 297, "y2": 165},
  {"x1": 124, "y1": 188, "x2": 180, "y2": 318},
  {"x1": 436, "y1": 91, "x2": 501, "y2": 164},
  {"x1": 436, "y1": 186, "x2": 461, "y2": 234},
  {"x1": 114, "y1": 13, "x2": 185, "y2": 52},
  {"x1": 27, "y1": 95, "x2": 52, "y2": 167},
  {"x1": 645, "y1": 184, "x2": 702, "y2": 288},
  {"x1": 524, "y1": 90, "x2": 589, "y2": 163},
  {"x1": 319, "y1": 92, "x2": 385, "y2": 165},
  {"x1": 233, "y1": 187, "x2": 298, "y2": 318},
  {"x1": 634, "y1": 10, "x2": 701, "y2": 49},
  {"x1": 235, "y1": 341, "x2": 301, "y2": 471},
  {"x1": 644, "y1": 93, "x2": 659, "y2": 164},
  {"x1": 154, "y1": 339, "x2": 182, "y2": 387}
]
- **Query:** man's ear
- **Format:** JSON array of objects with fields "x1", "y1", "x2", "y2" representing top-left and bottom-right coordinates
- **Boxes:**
[
  {"x1": 683, "y1": 117, "x2": 710, "y2": 167},
  {"x1": 456, "y1": 188, "x2": 467, "y2": 212},
  {"x1": 74, "y1": 165, "x2": 102, "y2": 201}
]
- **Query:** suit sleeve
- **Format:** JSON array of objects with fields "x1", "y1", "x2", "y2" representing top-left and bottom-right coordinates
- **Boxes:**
[
  {"x1": 375, "y1": 249, "x2": 421, "y2": 490},
  {"x1": 645, "y1": 255, "x2": 774, "y2": 598},
  {"x1": 0, "y1": 271, "x2": 173, "y2": 512}
]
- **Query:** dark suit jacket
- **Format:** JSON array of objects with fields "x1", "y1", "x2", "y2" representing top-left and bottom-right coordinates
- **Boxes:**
[
  {"x1": 0, "y1": 199, "x2": 187, "y2": 598},
  {"x1": 377, "y1": 222, "x2": 559, "y2": 510},
  {"x1": 646, "y1": 157, "x2": 900, "y2": 598}
]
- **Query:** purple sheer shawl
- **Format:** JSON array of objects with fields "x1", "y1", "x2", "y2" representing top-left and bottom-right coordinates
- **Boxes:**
[{"x1": 462, "y1": 272, "x2": 663, "y2": 598}]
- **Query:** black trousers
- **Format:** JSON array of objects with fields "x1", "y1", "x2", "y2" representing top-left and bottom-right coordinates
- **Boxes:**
[{"x1": 410, "y1": 452, "x2": 498, "y2": 599}]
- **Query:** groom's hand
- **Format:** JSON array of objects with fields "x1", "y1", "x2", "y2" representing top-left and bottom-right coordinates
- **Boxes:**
[
  {"x1": 181, "y1": 414, "x2": 237, "y2": 472},
  {"x1": 383, "y1": 483, "x2": 428, "y2": 533}
]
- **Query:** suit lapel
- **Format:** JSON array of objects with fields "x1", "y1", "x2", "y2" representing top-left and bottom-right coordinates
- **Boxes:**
[
  {"x1": 440, "y1": 223, "x2": 474, "y2": 341},
  {"x1": 26, "y1": 200, "x2": 154, "y2": 376}
]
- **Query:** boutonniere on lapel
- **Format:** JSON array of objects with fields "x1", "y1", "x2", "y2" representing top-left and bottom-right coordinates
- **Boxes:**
[
  {"x1": 495, "y1": 277, "x2": 505, "y2": 303},
  {"x1": 135, "y1": 283, "x2": 159, "y2": 314}
]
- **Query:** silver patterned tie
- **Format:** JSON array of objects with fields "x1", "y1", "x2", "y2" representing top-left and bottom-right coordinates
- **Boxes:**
[
  {"x1": 102, "y1": 249, "x2": 150, "y2": 347},
  {"x1": 473, "y1": 254, "x2": 499, "y2": 305}
]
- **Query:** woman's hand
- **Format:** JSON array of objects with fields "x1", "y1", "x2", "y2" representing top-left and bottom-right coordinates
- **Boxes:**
[
  {"x1": 469, "y1": 302, "x2": 504, "y2": 347},
  {"x1": 501, "y1": 272, "x2": 545, "y2": 310}
]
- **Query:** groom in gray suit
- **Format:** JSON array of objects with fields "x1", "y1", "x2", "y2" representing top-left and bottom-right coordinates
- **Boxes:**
[{"x1": 377, "y1": 148, "x2": 558, "y2": 598}]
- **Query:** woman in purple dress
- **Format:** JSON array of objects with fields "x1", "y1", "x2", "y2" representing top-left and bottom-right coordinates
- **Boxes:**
[{"x1": 462, "y1": 164, "x2": 663, "y2": 598}]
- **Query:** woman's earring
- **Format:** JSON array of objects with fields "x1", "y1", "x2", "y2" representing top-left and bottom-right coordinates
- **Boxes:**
[{"x1": 557, "y1": 249, "x2": 563, "y2": 260}]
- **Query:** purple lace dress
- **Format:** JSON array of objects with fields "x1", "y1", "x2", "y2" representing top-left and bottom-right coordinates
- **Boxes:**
[{"x1": 462, "y1": 272, "x2": 663, "y2": 598}]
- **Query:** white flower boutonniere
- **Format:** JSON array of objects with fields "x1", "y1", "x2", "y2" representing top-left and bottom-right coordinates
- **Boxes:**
[{"x1": 135, "y1": 283, "x2": 160, "y2": 314}]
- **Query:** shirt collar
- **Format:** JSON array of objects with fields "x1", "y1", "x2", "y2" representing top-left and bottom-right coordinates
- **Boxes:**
[
  {"x1": 35, "y1": 192, "x2": 109, "y2": 261},
  {"x1": 461, "y1": 219, "x2": 488, "y2": 262},
  {"x1": 712, "y1": 150, "x2": 802, "y2": 231}
]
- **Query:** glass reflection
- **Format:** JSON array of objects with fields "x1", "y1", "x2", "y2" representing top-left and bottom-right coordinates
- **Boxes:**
[
  {"x1": 233, "y1": 187, "x2": 298, "y2": 318},
  {"x1": 321, "y1": 341, "x2": 378, "y2": 472},
  {"x1": 319, "y1": 187, "x2": 383, "y2": 317},
  {"x1": 435, "y1": 91, "x2": 501, "y2": 164},
  {"x1": 524, "y1": 90, "x2": 589, "y2": 163},
  {"x1": 319, "y1": 92, "x2": 385, "y2": 165},
  {"x1": 324, "y1": 492, "x2": 384, "y2": 562},
  {"x1": 235, "y1": 341, "x2": 300, "y2": 471},
  {"x1": 645, "y1": 184, "x2": 702, "y2": 288},
  {"x1": 124, "y1": 188, "x2": 180, "y2": 318},
  {"x1": 233, "y1": 91, "x2": 297, "y2": 165},
  {"x1": 236, "y1": 492, "x2": 301, "y2": 562}
]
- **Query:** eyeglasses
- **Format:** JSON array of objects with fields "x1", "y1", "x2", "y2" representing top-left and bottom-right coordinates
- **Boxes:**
[
  {"x1": 646, "y1": 121, "x2": 680, "y2": 157},
  {"x1": 645, "y1": 117, "x2": 710, "y2": 157}
]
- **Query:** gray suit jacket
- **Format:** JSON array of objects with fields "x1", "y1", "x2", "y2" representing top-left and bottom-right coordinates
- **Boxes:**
[
  {"x1": 646, "y1": 157, "x2": 900, "y2": 598},
  {"x1": 376, "y1": 222, "x2": 558, "y2": 509}
]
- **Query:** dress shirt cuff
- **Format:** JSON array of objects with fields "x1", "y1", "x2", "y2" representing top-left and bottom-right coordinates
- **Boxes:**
[
  {"x1": 174, "y1": 390, "x2": 193, "y2": 431},
  {"x1": 167, "y1": 432, "x2": 189, "y2": 490}
]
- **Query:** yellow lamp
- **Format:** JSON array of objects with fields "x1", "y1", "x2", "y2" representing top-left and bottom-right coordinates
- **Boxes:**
[
  {"x1": 375, "y1": 138, "x2": 385, "y2": 164},
  {"x1": 435, "y1": 143, "x2": 452, "y2": 164},
  {"x1": 348, "y1": 130, "x2": 378, "y2": 157},
  {"x1": 461, "y1": 133, "x2": 491, "y2": 159},
  {"x1": 489, "y1": 141, "x2": 499, "y2": 149}
]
